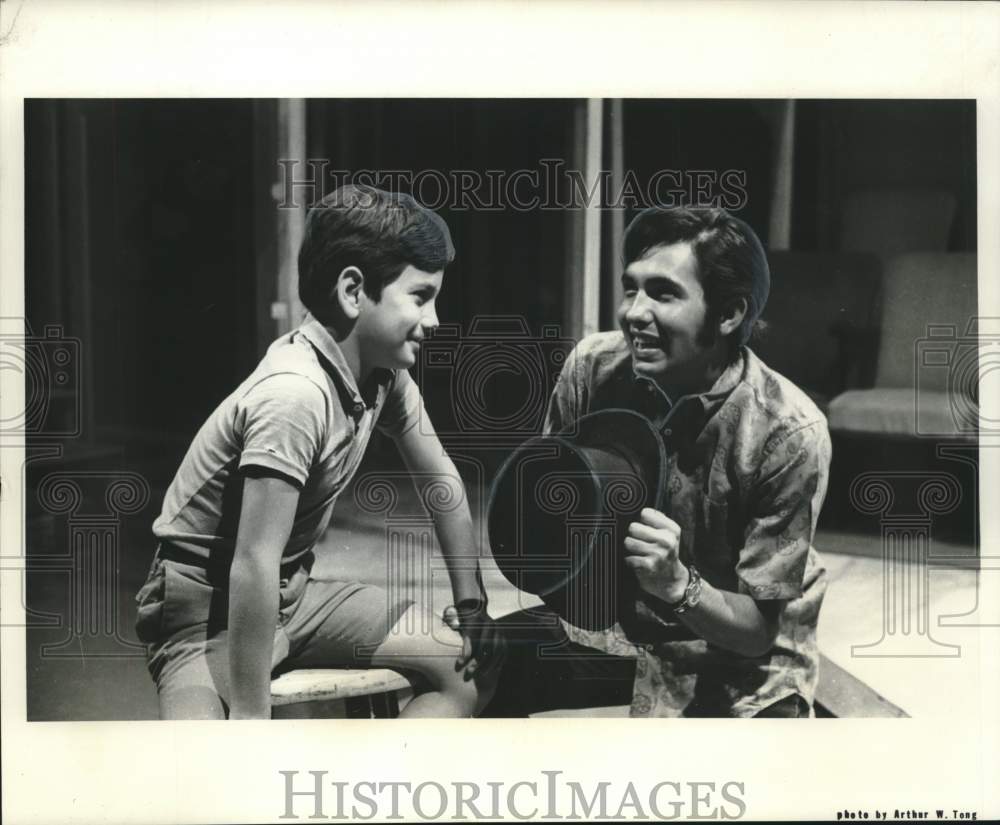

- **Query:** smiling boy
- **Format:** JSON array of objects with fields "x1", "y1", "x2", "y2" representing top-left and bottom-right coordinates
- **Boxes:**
[
  {"x1": 487, "y1": 206, "x2": 831, "y2": 718},
  {"x1": 135, "y1": 185, "x2": 502, "y2": 719}
]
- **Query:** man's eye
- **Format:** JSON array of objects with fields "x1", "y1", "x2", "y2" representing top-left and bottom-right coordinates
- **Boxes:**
[{"x1": 622, "y1": 288, "x2": 637, "y2": 298}]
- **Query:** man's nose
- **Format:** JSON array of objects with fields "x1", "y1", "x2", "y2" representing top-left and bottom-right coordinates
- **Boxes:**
[{"x1": 624, "y1": 292, "x2": 652, "y2": 325}]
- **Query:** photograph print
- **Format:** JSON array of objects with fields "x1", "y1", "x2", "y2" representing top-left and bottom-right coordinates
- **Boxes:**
[{"x1": 16, "y1": 97, "x2": 984, "y2": 724}]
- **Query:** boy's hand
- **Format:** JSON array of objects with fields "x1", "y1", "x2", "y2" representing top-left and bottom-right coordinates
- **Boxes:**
[
  {"x1": 443, "y1": 599, "x2": 506, "y2": 681},
  {"x1": 624, "y1": 507, "x2": 690, "y2": 604}
]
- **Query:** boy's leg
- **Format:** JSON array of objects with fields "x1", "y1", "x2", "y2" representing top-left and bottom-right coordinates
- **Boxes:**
[
  {"x1": 137, "y1": 557, "x2": 230, "y2": 720},
  {"x1": 152, "y1": 626, "x2": 230, "y2": 720},
  {"x1": 368, "y1": 604, "x2": 485, "y2": 718},
  {"x1": 281, "y1": 580, "x2": 486, "y2": 718},
  {"x1": 137, "y1": 556, "x2": 291, "y2": 720}
]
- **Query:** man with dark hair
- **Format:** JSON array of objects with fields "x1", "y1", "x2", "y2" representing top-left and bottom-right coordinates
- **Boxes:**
[
  {"x1": 136, "y1": 185, "x2": 502, "y2": 719},
  {"x1": 486, "y1": 206, "x2": 830, "y2": 718}
]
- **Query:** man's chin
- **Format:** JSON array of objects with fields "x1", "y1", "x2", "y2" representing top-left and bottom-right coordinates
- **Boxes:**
[{"x1": 631, "y1": 354, "x2": 665, "y2": 375}]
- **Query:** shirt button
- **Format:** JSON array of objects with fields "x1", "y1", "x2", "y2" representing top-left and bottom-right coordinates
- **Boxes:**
[{"x1": 353, "y1": 403, "x2": 364, "y2": 413}]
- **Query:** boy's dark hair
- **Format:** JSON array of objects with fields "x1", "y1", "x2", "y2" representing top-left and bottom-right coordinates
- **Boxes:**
[
  {"x1": 298, "y1": 184, "x2": 455, "y2": 321},
  {"x1": 623, "y1": 207, "x2": 770, "y2": 358}
]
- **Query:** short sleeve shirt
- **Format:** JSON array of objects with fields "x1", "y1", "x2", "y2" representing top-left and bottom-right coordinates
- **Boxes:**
[
  {"x1": 152, "y1": 315, "x2": 425, "y2": 567},
  {"x1": 545, "y1": 331, "x2": 832, "y2": 717}
]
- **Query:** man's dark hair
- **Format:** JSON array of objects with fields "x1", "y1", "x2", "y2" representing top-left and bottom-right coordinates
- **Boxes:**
[
  {"x1": 298, "y1": 184, "x2": 455, "y2": 322},
  {"x1": 623, "y1": 207, "x2": 770, "y2": 357}
]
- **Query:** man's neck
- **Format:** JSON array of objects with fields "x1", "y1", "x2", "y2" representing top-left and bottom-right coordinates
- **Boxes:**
[{"x1": 654, "y1": 348, "x2": 731, "y2": 402}]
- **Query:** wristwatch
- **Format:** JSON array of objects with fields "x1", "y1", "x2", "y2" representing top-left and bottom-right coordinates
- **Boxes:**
[{"x1": 669, "y1": 565, "x2": 703, "y2": 614}]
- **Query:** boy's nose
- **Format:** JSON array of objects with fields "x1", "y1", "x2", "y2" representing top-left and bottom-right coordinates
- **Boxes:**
[{"x1": 422, "y1": 304, "x2": 440, "y2": 331}]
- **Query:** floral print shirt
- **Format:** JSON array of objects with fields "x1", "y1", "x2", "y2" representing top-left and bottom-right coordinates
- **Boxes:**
[{"x1": 545, "y1": 331, "x2": 831, "y2": 717}]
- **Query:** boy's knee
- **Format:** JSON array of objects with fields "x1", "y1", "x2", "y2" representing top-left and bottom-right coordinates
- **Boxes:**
[{"x1": 431, "y1": 663, "x2": 480, "y2": 715}]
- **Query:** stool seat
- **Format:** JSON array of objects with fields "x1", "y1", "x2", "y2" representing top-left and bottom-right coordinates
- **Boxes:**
[{"x1": 271, "y1": 667, "x2": 415, "y2": 707}]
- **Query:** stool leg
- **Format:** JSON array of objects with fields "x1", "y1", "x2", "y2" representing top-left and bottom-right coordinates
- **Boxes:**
[
  {"x1": 345, "y1": 697, "x2": 372, "y2": 718},
  {"x1": 369, "y1": 691, "x2": 400, "y2": 718}
]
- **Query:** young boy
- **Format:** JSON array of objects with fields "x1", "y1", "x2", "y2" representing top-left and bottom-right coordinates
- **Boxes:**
[{"x1": 135, "y1": 185, "x2": 502, "y2": 719}]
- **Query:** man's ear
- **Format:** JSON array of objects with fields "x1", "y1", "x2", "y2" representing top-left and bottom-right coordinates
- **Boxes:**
[
  {"x1": 333, "y1": 266, "x2": 365, "y2": 320},
  {"x1": 717, "y1": 296, "x2": 748, "y2": 338}
]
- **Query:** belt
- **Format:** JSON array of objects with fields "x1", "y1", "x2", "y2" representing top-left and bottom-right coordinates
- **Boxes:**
[{"x1": 156, "y1": 542, "x2": 313, "y2": 583}]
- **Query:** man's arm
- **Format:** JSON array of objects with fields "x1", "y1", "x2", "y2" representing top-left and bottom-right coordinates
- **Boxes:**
[
  {"x1": 626, "y1": 423, "x2": 830, "y2": 658},
  {"x1": 626, "y1": 508, "x2": 779, "y2": 657},
  {"x1": 227, "y1": 473, "x2": 300, "y2": 719},
  {"x1": 393, "y1": 420, "x2": 504, "y2": 677}
]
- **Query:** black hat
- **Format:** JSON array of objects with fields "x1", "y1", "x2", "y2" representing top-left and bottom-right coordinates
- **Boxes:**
[{"x1": 486, "y1": 409, "x2": 667, "y2": 631}]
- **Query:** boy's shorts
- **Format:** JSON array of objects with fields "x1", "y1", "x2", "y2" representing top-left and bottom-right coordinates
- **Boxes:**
[{"x1": 134, "y1": 545, "x2": 413, "y2": 717}]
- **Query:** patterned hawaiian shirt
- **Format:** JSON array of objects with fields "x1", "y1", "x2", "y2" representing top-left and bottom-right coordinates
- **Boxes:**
[{"x1": 545, "y1": 331, "x2": 832, "y2": 717}]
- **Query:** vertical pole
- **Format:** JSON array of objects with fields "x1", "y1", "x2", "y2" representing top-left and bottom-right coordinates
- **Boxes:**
[
  {"x1": 581, "y1": 99, "x2": 604, "y2": 340},
  {"x1": 607, "y1": 99, "x2": 625, "y2": 325},
  {"x1": 67, "y1": 106, "x2": 95, "y2": 443},
  {"x1": 565, "y1": 99, "x2": 605, "y2": 342},
  {"x1": 275, "y1": 99, "x2": 307, "y2": 334},
  {"x1": 768, "y1": 99, "x2": 796, "y2": 250}
]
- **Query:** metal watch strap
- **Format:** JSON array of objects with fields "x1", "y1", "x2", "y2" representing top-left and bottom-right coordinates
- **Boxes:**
[{"x1": 671, "y1": 565, "x2": 703, "y2": 614}]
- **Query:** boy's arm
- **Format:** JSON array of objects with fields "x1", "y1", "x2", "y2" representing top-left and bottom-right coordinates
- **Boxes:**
[
  {"x1": 227, "y1": 473, "x2": 300, "y2": 719},
  {"x1": 393, "y1": 421, "x2": 505, "y2": 677}
]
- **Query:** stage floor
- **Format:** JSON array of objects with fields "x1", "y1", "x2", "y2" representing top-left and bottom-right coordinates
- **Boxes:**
[{"x1": 22, "y1": 479, "x2": 989, "y2": 720}]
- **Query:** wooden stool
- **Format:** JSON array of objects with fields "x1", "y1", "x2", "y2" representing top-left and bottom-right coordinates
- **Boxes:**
[{"x1": 271, "y1": 667, "x2": 417, "y2": 718}]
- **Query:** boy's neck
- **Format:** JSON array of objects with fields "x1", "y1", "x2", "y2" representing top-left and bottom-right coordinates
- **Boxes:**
[{"x1": 330, "y1": 328, "x2": 370, "y2": 387}]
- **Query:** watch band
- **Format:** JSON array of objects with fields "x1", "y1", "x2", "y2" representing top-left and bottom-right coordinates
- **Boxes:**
[{"x1": 671, "y1": 565, "x2": 703, "y2": 614}]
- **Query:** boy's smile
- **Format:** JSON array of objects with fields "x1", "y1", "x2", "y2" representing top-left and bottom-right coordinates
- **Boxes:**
[
  {"x1": 618, "y1": 242, "x2": 716, "y2": 395},
  {"x1": 356, "y1": 265, "x2": 443, "y2": 375}
]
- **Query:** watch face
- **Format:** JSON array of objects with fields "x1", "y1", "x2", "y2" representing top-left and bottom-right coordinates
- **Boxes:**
[{"x1": 682, "y1": 566, "x2": 702, "y2": 610}]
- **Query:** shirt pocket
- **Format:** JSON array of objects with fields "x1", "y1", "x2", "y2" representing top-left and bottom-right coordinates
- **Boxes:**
[
  {"x1": 695, "y1": 497, "x2": 737, "y2": 575},
  {"x1": 133, "y1": 560, "x2": 166, "y2": 644}
]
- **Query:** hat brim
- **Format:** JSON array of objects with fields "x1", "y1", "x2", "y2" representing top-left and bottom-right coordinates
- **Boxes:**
[{"x1": 487, "y1": 408, "x2": 666, "y2": 630}]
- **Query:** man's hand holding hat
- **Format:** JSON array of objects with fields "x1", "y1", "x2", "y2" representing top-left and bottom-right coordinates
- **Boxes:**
[{"x1": 624, "y1": 507, "x2": 691, "y2": 605}]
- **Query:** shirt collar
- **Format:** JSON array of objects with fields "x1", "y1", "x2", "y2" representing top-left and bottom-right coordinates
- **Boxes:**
[
  {"x1": 296, "y1": 314, "x2": 392, "y2": 416},
  {"x1": 630, "y1": 349, "x2": 748, "y2": 433}
]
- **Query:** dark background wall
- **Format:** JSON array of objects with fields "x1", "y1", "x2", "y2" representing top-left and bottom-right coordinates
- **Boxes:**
[{"x1": 24, "y1": 97, "x2": 977, "y2": 482}]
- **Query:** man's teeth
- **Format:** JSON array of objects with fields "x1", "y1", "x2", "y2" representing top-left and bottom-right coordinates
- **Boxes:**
[{"x1": 634, "y1": 339, "x2": 658, "y2": 350}]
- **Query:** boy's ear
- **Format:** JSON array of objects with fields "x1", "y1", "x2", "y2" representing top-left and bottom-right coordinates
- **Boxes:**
[
  {"x1": 333, "y1": 266, "x2": 365, "y2": 320},
  {"x1": 717, "y1": 296, "x2": 748, "y2": 338}
]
